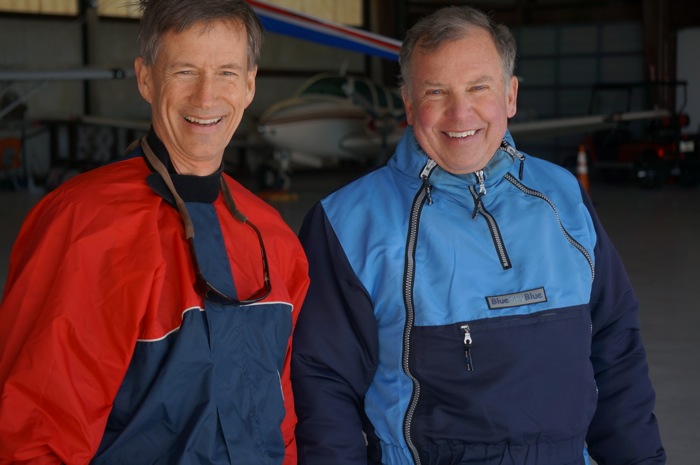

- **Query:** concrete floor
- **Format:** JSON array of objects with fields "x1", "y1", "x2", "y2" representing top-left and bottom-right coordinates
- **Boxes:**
[{"x1": 0, "y1": 171, "x2": 698, "y2": 463}]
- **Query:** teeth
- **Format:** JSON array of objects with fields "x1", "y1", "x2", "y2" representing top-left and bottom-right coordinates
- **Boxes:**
[
  {"x1": 185, "y1": 116, "x2": 222, "y2": 125},
  {"x1": 447, "y1": 130, "x2": 476, "y2": 138}
]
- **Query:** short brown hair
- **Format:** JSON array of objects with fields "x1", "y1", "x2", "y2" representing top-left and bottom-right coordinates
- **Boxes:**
[
  {"x1": 399, "y1": 6, "x2": 516, "y2": 88},
  {"x1": 137, "y1": 0, "x2": 263, "y2": 68}
]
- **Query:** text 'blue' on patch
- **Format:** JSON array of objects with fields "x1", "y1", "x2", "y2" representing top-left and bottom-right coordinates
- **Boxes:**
[{"x1": 486, "y1": 287, "x2": 548, "y2": 310}]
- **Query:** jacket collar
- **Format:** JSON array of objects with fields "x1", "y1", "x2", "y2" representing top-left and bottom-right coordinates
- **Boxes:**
[
  {"x1": 389, "y1": 126, "x2": 520, "y2": 192},
  {"x1": 138, "y1": 127, "x2": 222, "y2": 204}
]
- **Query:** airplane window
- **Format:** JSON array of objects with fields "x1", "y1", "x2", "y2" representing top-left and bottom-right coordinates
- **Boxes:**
[
  {"x1": 354, "y1": 81, "x2": 376, "y2": 107},
  {"x1": 299, "y1": 76, "x2": 347, "y2": 98},
  {"x1": 391, "y1": 92, "x2": 403, "y2": 110},
  {"x1": 374, "y1": 84, "x2": 388, "y2": 108}
]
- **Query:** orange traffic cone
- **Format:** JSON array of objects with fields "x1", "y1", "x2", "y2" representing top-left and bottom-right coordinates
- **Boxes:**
[{"x1": 576, "y1": 144, "x2": 590, "y2": 194}]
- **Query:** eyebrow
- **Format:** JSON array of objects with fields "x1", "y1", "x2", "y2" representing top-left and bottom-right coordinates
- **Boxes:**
[
  {"x1": 420, "y1": 75, "x2": 495, "y2": 87},
  {"x1": 168, "y1": 61, "x2": 246, "y2": 71}
]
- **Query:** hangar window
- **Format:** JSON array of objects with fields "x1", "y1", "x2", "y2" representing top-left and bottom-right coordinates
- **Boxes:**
[
  {"x1": 94, "y1": 0, "x2": 363, "y2": 24},
  {"x1": 0, "y1": 0, "x2": 361, "y2": 23},
  {"x1": 263, "y1": 0, "x2": 363, "y2": 26},
  {"x1": 97, "y1": 1, "x2": 141, "y2": 18},
  {"x1": 0, "y1": 0, "x2": 77, "y2": 15}
]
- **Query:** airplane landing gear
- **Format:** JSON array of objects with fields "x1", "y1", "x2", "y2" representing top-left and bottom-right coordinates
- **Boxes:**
[
  {"x1": 256, "y1": 149, "x2": 292, "y2": 192},
  {"x1": 257, "y1": 163, "x2": 291, "y2": 191}
]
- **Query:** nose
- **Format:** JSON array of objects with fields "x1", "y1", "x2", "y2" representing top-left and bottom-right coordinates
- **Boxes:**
[
  {"x1": 190, "y1": 75, "x2": 217, "y2": 107},
  {"x1": 447, "y1": 93, "x2": 472, "y2": 119}
]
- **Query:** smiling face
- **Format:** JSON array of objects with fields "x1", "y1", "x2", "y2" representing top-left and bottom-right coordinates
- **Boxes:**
[
  {"x1": 135, "y1": 19, "x2": 256, "y2": 175},
  {"x1": 402, "y1": 27, "x2": 518, "y2": 175}
]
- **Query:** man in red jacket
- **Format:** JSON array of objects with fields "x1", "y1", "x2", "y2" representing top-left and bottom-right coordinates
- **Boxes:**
[{"x1": 0, "y1": 1, "x2": 309, "y2": 464}]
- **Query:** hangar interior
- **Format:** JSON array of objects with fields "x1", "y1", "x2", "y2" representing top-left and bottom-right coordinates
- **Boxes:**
[{"x1": 1, "y1": 0, "x2": 699, "y2": 463}]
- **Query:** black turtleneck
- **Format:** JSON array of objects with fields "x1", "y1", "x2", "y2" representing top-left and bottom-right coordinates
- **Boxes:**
[{"x1": 144, "y1": 128, "x2": 222, "y2": 204}]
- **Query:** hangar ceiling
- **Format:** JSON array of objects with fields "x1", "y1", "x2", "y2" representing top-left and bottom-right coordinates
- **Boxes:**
[{"x1": 397, "y1": 0, "x2": 700, "y2": 29}]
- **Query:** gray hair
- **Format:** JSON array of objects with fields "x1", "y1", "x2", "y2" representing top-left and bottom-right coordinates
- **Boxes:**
[
  {"x1": 137, "y1": 0, "x2": 263, "y2": 68},
  {"x1": 399, "y1": 6, "x2": 516, "y2": 88}
]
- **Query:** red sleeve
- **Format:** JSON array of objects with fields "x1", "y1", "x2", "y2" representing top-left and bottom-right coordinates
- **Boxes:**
[{"x1": 0, "y1": 190, "x2": 161, "y2": 464}]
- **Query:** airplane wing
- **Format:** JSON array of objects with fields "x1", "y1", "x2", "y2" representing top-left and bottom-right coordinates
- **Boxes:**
[
  {"x1": 508, "y1": 109, "x2": 671, "y2": 141},
  {"x1": 0, "y1": 67, "x2": 134, "y2": 81},
  {"x1": 247, "y1": 0, "x2": 401, "y2": 61},
  {"x1": 0, "y1": 67, "x2": 135, "y2": 119}
]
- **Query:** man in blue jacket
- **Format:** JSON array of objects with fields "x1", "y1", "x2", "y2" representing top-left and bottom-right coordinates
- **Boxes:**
[{"x1": 291, "y1": 5, "x2": 665, "y2": 465}]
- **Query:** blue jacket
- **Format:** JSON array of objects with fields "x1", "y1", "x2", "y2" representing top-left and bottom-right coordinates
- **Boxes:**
[{"x1": 292, "y1": 127, "x2": 665, "y2": 465}]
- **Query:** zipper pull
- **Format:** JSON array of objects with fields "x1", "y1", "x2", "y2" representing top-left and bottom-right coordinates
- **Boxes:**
[
  {"x1": 475, "y1": 170, "x2": 486, "y2": 196},
  {"x1": 420, "y1": 159, "x2": 437, "y2": 205},
  {"x1": 471, "y1": 170, "x2": 486, "y2": 220},
  {"x1": 501, "y1": 139, "x2": 526, "y2": 179},
  {"x1": 461, "y1": 324, "x2": 474, "y2": 371},
  {"x1": 423, "y1": 178, "x2": 433, "y2": 205},
  {"x1": 420, "y1": 158, "x2": 437, "y2": 179}
]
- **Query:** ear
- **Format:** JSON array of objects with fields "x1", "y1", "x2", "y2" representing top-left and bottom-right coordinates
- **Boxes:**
[
  {"x1": 506, "y1": 75, "x2": 518, "y2": 118},
  {"x1": 244, "y1": 65, "x2": 257, "y2": 109},
  {"x1": 401, "y1": 86, "x2": 415, "y2": 126},
  {"x1": 134, "y1": 57, "x2": 153, "y2": 104}
]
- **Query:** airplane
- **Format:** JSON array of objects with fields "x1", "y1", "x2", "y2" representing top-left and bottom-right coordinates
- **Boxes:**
[
  {"x1": 242, "y1": 0, "x2": 407, "y2": 190},
  {"x1": 254, "y1": 71, "x2": 407, "y2": 189}
]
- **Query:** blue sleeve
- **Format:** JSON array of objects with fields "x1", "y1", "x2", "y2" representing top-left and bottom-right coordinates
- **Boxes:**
[
  {"x1": 292, "y1": 202, "x2": 380, "y2": 465},
  {"x1": 582, "y1": 187, "x2": 666, "y2": 464}
]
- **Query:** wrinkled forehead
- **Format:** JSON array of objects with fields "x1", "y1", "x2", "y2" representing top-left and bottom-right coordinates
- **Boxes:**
[{"x1": 151, "y1": 18, "x2": 252, "y2": 66}]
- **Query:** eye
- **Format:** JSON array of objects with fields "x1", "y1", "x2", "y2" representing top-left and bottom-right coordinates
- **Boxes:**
[
  {"x1": 426, "y1": 89, "x2": 443, "y2": 95},
  {"x1": 471, "y1": 85, "x2": 488, "y2": 92}
]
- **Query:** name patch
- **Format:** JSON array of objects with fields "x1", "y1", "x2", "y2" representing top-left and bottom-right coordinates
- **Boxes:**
[{"x1": 486, "y1": 287, "x2": 548, "y2": 310}]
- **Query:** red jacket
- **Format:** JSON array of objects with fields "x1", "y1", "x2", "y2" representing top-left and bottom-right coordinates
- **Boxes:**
[{"x1": 0, "y1": 140, "x2": 309, "y2": 465}]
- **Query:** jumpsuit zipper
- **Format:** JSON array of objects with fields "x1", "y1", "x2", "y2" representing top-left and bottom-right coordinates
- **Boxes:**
[
  {"x1": 468, "y1": 171, "x2": 512, "y2": 270},
  {"x1": 401, "y1": 158, "x2": 436, "y2": 465},
  {"x1": 505, "y1": 173, "x2": 595, "y2": 280}
]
